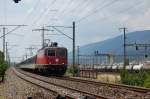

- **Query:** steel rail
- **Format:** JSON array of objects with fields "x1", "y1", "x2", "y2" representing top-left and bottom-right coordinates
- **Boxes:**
[
  {"x1": 14, "y1": 68, "x2": 106, "y2": 99},
  {"x1": 55, "y1": 76, "x2": 150, "y2": 93},
  {"x1": 16, "y1": 68, "x2": 150, "y2": 98}
]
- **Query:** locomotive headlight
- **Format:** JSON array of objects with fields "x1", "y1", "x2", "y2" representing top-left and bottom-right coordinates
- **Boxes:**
[{"x1": 55, "y1": 59, "x2": 59, "y2": 62}]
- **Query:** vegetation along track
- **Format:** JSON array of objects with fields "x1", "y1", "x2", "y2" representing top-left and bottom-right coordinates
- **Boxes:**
[{"x1": 14, "y1": 68, "x2": 150, "y2": 99}]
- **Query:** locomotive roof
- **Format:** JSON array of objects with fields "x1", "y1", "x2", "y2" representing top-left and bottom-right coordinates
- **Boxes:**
[
  {"x1": 45, "y1": 46, "x2": 67, "y2": 49},
  {"x1": 38, "y1": 46, "x2": 67, "y2": 51}
]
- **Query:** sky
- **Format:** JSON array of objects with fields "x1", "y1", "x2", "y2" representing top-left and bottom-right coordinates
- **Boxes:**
[{"x1": 0, "y1": 0, "x2": 150, "y2": 62}]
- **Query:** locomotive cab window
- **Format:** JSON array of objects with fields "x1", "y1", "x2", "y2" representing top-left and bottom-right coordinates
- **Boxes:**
[
  {"x1": 57, "y1": 49, "x2": 66, "y2": 57},
  {"x1": 47, "y1": 49, "x2": 55, "y2": 56}
]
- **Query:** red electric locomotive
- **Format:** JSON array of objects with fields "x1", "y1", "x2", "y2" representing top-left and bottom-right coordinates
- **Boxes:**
[
  {"x1": 35, "y1": 42, "x2": 68, "y2": 75},
  {"x1": 18, "y1": 42, "x2": 68, "y2": 76}
]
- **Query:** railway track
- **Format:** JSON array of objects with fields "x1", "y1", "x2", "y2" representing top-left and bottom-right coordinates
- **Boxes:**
[
  {"x1": 53, "y1": 76, "x2": 150, "y2": 94},
  {"x1": 13, "y1": 68, "x2": 106, "y2": 99},
  {"x1": 14, "y1": 67, "x2": 150, "y2": 99}
]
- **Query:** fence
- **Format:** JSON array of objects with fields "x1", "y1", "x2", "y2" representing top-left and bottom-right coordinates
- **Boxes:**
[{"x1": 68, "y1": 54, "x2": 150, "y2": 69}]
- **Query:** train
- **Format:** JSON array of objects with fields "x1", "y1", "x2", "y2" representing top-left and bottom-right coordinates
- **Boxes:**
[
  {"x1": 79, "y1": 62, "x2": 150, "y2": 73},
  {"x1": 17, "y1": 42, "x2": 68, "y2": 76}
]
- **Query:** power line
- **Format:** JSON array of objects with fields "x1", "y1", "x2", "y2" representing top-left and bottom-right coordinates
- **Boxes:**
[
  {"x1": 41, "y1": 0, "x2": 73, "y2": 25},
  {"x1": 60, "y1": 0, "x2": 90, "y2": 21},
  {"x1": 3, "y1": 0, "x2": 7, "y2": 24},
  {"x1": 50, "y1": 26, "x2": 72, "y2": 39},
  {"x1": 0, "y1": 25, "x2": 26, "y2": 60},
  {"x1": 57, "y1": 0, "x2": 92, "y2": 22},
  {"x1": 26, "y1": 47, "x2": 37, "y2": 56},
  {"x1": 100, "y1": 0, "x2": 143, "y2": 24},
  {"x1": 8, "y1": 33, "x2": 24, "y2": 37},
  {"x1": 76, "y1": 0, "x2": 106, "y2": 17},
  {"x1": 72, "y1": 0, "x2": 105, "y2": 21},
  {"x1": 64, "y1": 0, "x2": 83, "y2": 15},
  {"x1": 57, "y1": 0, "x2": 75, "y2": 19},
  {"x1": 77, "y1": 0, "x2": 143, "y2": 28},
  {"x1": 46, "y1": 22, "x2": 76, "y2": 69},
  {"x1": 32, "y1": 0, "x2": 57, "y2": 25},
  {"x1": 43, "y1": 0, "x2": 73, "y2": 27},
  {"x1": 117, "y1": 0, "x2": 144, "y2": 24},
  {"x1": 43, "y1": 9, "x2": 59, "y2": 25},
  {"x1": 45, "y1": 1, "x2": 68, "y2": 25},
  {"x1": 23, "y1": 0, "x2": 41, "y2": 25},
  {"x1": 45, "y1": 0, "x2": 77, "y2": 25},
  {"x1": 32, "y1": 0, "x2": 57, "y2": 26},
  {"x1": 0, "y1": 25, "x2": 26, "y2": 39},
  {"x1": 76, "y1": 0, "x2": 119, "y2": 23},
  {"x1": 32, "y1": 26, "x2": 52, "y2": 48},
  {"x1": 119, "y1": 27, "x2": 128, "y2": 68}
]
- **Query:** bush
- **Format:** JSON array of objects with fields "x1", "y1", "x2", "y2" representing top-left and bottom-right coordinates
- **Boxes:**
[
  {"x1": 143, "y1": 71, "x2": 150, "y2": 88},
  {"x1": 120, "y1": 69, "x2": 146, "y2": 87},
  {"x1": 66, "y1": 65, "x2": 79, "y2": 76},
  {"x1": 0, "y1": 51, "x2": 9, "y2": 82}
]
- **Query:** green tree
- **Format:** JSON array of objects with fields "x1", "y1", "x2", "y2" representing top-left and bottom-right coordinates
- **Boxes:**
[{"x1": 0, "y1": 51, "x2": 9, "y2": 82}]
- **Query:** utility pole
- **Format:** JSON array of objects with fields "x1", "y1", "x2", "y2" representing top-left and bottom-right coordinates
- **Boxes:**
[
  {"x1": 126, "y1": 43, "x2": 150, "y2": 62},
  {"x1": 46, "y1": 22, "x2": 76, "y2": 68},
  {"x1": 5, "y1": 42, "x2": 8, "y2": 61},
  {"x1": 5, "y1": 43, "x2": 18, "y2": 64},
  {"x1": 46, "y1": 22, "x2": 76, "y2": 75},
  {"x1": 25, "y1": 53, "x2": 28, "y2": 60},
  {"x1": 0, "y1": 24, "x2": 26, "y2": 60},
  {"x1": 77, "y1": 46, "x2": 80, "y2": 66},
  {"x1": 33, "y1": 26, "x2": 51, "y2": 48},
  {"x1": 5, "y1": 42, "x2": 11, "y2": 66},
  {"x1": 73, "y1": 21, "x2": 75, "y2": 69},
  {"x1": 120, "y1": 27, "x2": 127, "y2": 68},
  {"x1": 3, "y1": 27, "x2": 7, "y2": 58}
]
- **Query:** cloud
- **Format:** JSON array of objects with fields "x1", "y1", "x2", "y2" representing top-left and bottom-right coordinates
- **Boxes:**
[{"x1": 1, "y1": 0, "x2": 150, "y2": 62}]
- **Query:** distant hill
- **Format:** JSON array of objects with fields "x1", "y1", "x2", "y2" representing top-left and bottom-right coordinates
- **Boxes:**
[{"x1": 71, "y1": 30, "x2": 150, "y2": 56}]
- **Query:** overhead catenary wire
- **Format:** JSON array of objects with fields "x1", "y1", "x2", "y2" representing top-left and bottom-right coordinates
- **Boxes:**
[
  {"x1": 3, "y1": 0, "x2": 147, "y2": 62},
  {"x1": 47, "y1": 0, "x2": 92, "y2": 25},
  {"x1": 119, "y1": 0, "x2": 145, "y2": 27},
  {"x1": 76, "y1": 0, "x2": 120, "y2": 23},
  {"x1": 65, "y1": 0, "x2": 84, "y2": 14},
  {"x1": 0, "y1": 26, "x2": 22, "y2": 39},
  {"x1": 59, "y1": 0, "x2": 91, "y2": 21},
  {"x1": 90, "y1": 0, "x2": 144, "y2": 27},
  {"x1": 56, "y1": 0, "x2": 93, "y2": 23},
  {"x1": 52, "y1": 26, "x2": 73, "y2": 40},
  {"x1": 57, "y1": 0, "x2": 75, "y2": 19},
  {"x1": 3, "y1": 0, "x2": 7, "y2": 24},
  {"x1": 74, "y1": 0, "x2": 106, "y2": 17},
  {"x1": 71, "y1": 0, "x2": 106, "y2": 21},
  {"x1": 22, "y1": 0, "x2": 41, "y2": 25},
  {"x1": 45, "y1": 0, "x2": 76, "y2": 25},
  {"x1": 73, "y1": 0, "x2": 143, "y2": 36},
  {"x1": 32, "y1": 0, "x2": 57, "y2": 26},
  {"x1": 37, "y1": 0, "x2": 59, "y2": 25}
]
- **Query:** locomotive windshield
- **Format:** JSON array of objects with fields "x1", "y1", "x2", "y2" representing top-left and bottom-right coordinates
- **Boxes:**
[
  {"x1": 46, "y1": 48, "x2": 67, "y2": 57},
  {"x1": 47, "y1": 49, "x2": 55, "y2": 56},
  {"x1": 57, "y1": 49, "x2": 66, "y2": 57}
]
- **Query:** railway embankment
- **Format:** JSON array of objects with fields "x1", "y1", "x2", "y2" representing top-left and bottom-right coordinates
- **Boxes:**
[
  {"x1": 0, "y1": 67, "x2": 57, "y2": 99},
  {"x1": 16, "y1": 68, "x2": 150, "y2": 99},
  {"x1": 1, "y1": 67, "x2": 150, "y2": 99}
]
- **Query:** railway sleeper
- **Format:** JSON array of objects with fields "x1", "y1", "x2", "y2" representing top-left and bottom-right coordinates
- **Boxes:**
[{"x1": 60, "y1": 95, "x2": 102, "y2": 99}]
